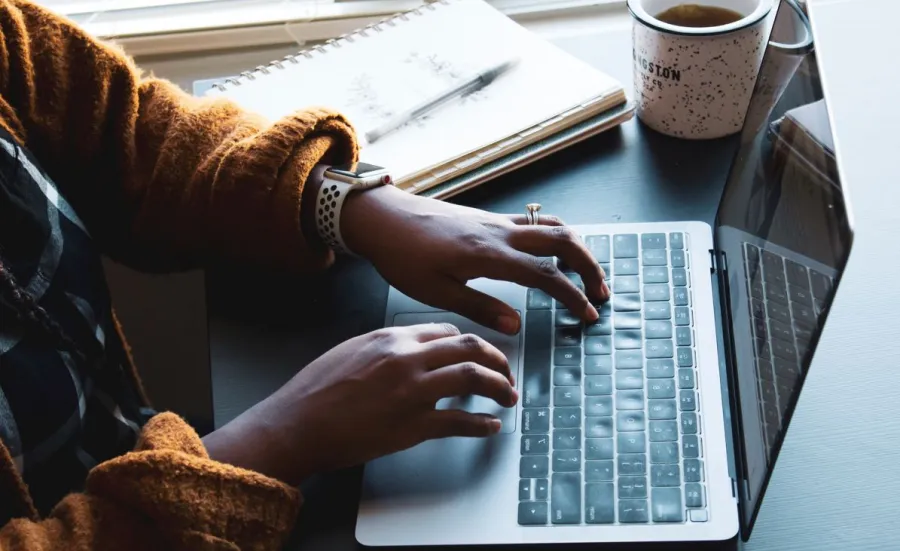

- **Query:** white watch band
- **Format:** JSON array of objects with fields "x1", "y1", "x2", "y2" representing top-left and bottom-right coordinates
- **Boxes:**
[{"x1": 315, "y1": 177, "x2": 356, "y2": 255}]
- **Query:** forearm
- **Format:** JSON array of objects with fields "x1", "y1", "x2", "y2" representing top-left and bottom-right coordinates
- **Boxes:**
[{"x1": 0, "y1": 0, "x2": 358, "y2": 273}]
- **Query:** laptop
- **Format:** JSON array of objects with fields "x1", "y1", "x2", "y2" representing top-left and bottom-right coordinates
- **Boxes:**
[{"x1": 356, "y1": 0, "x2": 854, "y2": 545}]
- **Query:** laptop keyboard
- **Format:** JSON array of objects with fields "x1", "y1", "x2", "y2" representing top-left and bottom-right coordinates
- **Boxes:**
[
  {"x1": 518, "y1": 233, "x2": 708, "y2": 526},
  {"x1": 743, "y1": 243, "x2": 833, "y2": 454}
]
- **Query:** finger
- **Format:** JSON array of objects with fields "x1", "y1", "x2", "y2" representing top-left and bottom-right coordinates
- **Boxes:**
[
  {"x1": 416, "y1": 333, "x2": 512, "y2": 384},
  {"x1": 509, "y1": 225, "x2": 610, "y2": 302},
  {"x1": 418, "y1": 409, "x2": 503, "y2": 440},
  {"x1": 421, "y1": 361, "x2": 518, "y2": 407},
  {"x1": 399, "y1": 322, "x2": 462, "y2": 343},
  {"x1": 506, "y1": 213, "x2": 565, "y2": 227},
  {"x1": 479, "y1": 251, "x2": 599, "y2": 322},
  {"x1": 415, "y1": 278, "x2": 522, "y2": 336}
]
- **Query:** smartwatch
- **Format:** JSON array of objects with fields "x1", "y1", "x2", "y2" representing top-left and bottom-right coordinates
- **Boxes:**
[{"x1": 315, "y1": 162, "x2": 392, "y2": 255}]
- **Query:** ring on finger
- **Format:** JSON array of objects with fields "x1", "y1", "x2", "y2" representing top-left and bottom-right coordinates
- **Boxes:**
[{"x1": 525, "y1": 203, "x2": 542, "y2": 226}]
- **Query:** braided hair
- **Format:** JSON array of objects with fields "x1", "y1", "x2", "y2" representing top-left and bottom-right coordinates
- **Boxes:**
[{"x1": 0, "y1": 253, "x2": 96, "y2": 367}]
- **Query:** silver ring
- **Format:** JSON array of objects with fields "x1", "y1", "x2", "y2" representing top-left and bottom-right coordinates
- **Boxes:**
[{"x1": 526, "y1": 203, "x2": 542, "y2": 225}]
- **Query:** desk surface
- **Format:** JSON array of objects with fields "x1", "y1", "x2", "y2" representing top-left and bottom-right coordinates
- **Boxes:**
[{"x1": 206, "y1": 3, "x2": 900, "y2": 550}]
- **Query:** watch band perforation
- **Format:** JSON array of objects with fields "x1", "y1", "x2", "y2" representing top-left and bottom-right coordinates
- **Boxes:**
[{"x1": 315, "y1": 179, "x2": 354, "y2": 256}]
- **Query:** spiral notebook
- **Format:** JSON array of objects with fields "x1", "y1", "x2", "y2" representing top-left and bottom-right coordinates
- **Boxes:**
[{"x1": 204, "y1": 0, "x2": 632, "y2": 197}]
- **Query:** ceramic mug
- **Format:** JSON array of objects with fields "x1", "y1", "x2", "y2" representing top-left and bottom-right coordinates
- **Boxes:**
[{"x1": 627, "y1": 0, "x2": 775, "y2": 139}]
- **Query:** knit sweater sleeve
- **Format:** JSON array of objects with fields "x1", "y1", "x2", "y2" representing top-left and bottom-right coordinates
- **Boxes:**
[
  {"x1": 0, "y1": 0, "x2": 359, "y2": 273},
  {"x1": 0, "y1": 413, "x2": 300, "y2": 551}
]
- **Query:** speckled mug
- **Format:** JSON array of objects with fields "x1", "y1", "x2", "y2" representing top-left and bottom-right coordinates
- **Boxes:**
[{"x1": 628, "y1": 0, "x2": 775, "y2": 139}]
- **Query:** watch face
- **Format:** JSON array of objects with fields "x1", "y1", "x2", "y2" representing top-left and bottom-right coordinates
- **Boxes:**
[{"x1": 328, "y1": 162, "x2": 386, "y2": 179}]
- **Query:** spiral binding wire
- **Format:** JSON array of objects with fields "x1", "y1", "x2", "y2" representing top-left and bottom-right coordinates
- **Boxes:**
[{"x1": 212, "y1": 0, "x2": 449, "y2": 91}]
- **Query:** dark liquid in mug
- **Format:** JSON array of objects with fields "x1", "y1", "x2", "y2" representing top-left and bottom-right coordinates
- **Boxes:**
[{"x1": 655, "y1": 4, "x2": 744, "y2": 27}]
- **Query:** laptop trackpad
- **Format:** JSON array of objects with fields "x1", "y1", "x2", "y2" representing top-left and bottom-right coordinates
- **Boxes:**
[{"x1": 391, "y1": 312, "x2": 520, "y2": 434}]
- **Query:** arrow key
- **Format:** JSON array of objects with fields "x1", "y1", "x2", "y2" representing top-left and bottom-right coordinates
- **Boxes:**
[{"x1": 518, "y1": 501, "x2": 549, "y2": 525}]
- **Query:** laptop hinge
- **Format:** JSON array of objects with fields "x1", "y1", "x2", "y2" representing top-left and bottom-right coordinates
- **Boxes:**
[{"x1": 709, "y1": 249, "x2": 718, "y2": 274}]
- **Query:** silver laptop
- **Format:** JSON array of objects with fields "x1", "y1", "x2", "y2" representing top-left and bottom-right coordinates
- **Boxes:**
[{"x1": 357, "y1": 0, "x2": 853, "y2": 545}]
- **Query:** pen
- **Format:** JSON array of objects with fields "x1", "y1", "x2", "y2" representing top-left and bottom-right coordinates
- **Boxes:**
[{"x1": 364, "y1": 58, "x2": 519, "y2": 144}]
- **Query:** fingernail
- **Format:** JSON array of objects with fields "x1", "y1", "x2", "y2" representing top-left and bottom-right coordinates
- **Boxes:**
[
  {"x1": 510, "y1": 387, "x2": 520, "y2": 405},
  {"x1": 601, "y1": 280, "x2": 611, "y2": 298},
  {"x1": 489, "y1": 418, "x2": 502, "y2": 433},
  {"x1": 587, "y1": 305, "x2": 599, "y2": 322},
  {"x1": 496, "y1": 315, "x2": 520, "y2": 334}
]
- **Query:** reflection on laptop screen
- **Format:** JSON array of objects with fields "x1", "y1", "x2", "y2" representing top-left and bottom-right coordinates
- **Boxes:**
[{"x1": 714, "y1": 0, "x2": 853, "y2": 532}]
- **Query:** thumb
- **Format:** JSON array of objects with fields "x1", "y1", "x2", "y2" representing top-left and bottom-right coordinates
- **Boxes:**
[
  {"x1": 418, "y1": 409, "x2": 502, "y2": 440},
  {"x1": 424, "y1": 278, "x2": 521, "y2": 335}
]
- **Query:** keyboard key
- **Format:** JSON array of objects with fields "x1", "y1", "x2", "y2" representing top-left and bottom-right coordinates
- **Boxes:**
[
  {"x1": 518, "y1": 501, "x2": 548, "y2": 525},
  {"x1": 615, "y1": 330, "x2": 642, "y2": 350},
  {"x1": 766, "y1": 283, "x2": 789, "y2": 305},
  {"x1": 584, "y1": 355, "x2": 612, "y2": 375},
  {"x1": 527, "y1": 289, "x2": 552, "y2": 309},
  {"x1": 646, "y1": 359, "x2": 675, "y2": 379},
  {"x1": 554, "y1": 408, "x2": 582, "y2": 429},
  {"x1": 649, "y1": 420, "x2": 678, "y2": 442},
  {"x1": 678, "y1": 369, "x2": 695, "y2": 389},
  {"x1": 650, "y1": 442, "x2": 679, "y2": 464},
  {"x1": 785, "y1": 259, "x2": 809, "y2": 289},
  {"x1": 614, "y1": 276, "x2": 640, "y2": 294},
  {"x1": 616, "y1": 390, "x2": 645, "y2": 410},
  {"x1": 586, "y1": 235, "x2": 611, "y2": 263},
  {"x1": 585, "y1": 396, "x2": 613, "y2": 416},
  {"x1": 790, "y1": 284, "x2": 813, "y2": 306},
  {"x1": 614, "y1": 258, "x2": 639, "y2": 275},
  {"x1": 617, "y1": 411, "x2": 645, "y2": 432},
  {"x1": 646, "y1": 340, "x2": 674, "y2": 359},
  {"x1": 551, "y1": 472, "x2": 581, "y2": 524},
  {"x1": 676, "y1": 347, "x2": 693, "y2": 367},
  {"x1": 585, "y1": 482, "x2": 616, "y2": 524},
  {"x1": 584, "y1": 336, "x2": 612, "y2": 356},
  {"x1": 769, "y1": 319, "x2": 792, "y2": 342},
  {"x1": 681, "y1": 413, "x2": 698, "y2": 435},
  {"x1": 618, "y1": 499, "x2": 649, "y2": 523},
  {"x1": 792, "y1": 301, "x2": 816, "y2": 327},
  {"x1": 554, "y1": 366, "x2": 581, "y2": 386},
  {"x1": 615, "y1": 371, "x2": 644, "y2": 390},
  {"x1": 645, "y1": 303, "x2": 672, "y2": 320},
  {"x1": 673, "y1": 287, "x2": 689, "y2": 306},
  {"x1": 645, "y1": 320, "x2": 672, "y2": 339},
  {"x1": 555, "y1": 310, "x2": 581, "y2": 327},
  {"x1": 648, "y1": 399, "x2": 677, "y2": 420},
  {"x1": 641, "y1": 249, "x2": 667, "y2": 266},
  {"x1": 523, "y1": 310, "x2": 552, "y2": 407},
  {"x1": 521, "y1": 434, "x2": 550, "y2": 455},
  {"x1": 762, "y1": 250, "x2": 785, "y2": 282},
  {"x1": 520, "y1": 456, "x2": 549, "y2": 477},
  {"x1": 651, "y1": 465, "x2": 681, "y2": 487},
  {"x1": 618, "y1": 432, "x2": 646, "y2": 453},
  {"x1": 554, "y1": 429, "x2": 581, "y2": 450},
  {"x1": 598, "y1": 301, "x2": 612, "y2": 316},
  {"x1": 682, "y1": 435, "x2": 701, "y2": 458},
  {"x1": 614, "y1": 312, "x2": 642, "y2": 330},
  {"x1": 672, "y1": 268, "x2": 688, "y2": 287},
  {"x1": 617, "y1": 453, "x2": 647, "y2": 475},
  {"x1": 553, "y1": 450, "x2": 581, "y2": 472},
  {"x1": 586, "y1": 438, "x2": 614, "y2": 460},
  {"x1": 690, "y1": 509, "x2": 709, "y2": 522},
  {"x1": 680, "y1": 390, "x2": 697, "y2": 411},
  {"x1": 522, "y1": 408, "x2": 551, "y2": 433},
  {"x1": 642, "y1": 233, "x2": 667, "y2": 250},
  {"x1": 683, "y1": 459, "x2": 703, "y2": 482},
  {"x1": 643, "y1": 266, "x2": 668, "y2": 283},
  {"x1": 685, "y1": 483, "x2": 706, "y2": 508},
  {"x1": 585, "y1": 417, "x2": 613, "y2": 438},
  {"x1": 554, "y1": 387, "x2": 581, "y2": 406},
  {"x1": 613, "y1": 294, "x2": 642, "y2": 312},
  {"x1": 651, "y1": 487, "x2": 684, "y2": 522},
  {"x1": 519, "y1": 479, "x2": 532, "y2": 500},
  {"x1": 536, "y1": 478, "x2": 549, "y2": 499},
  {"x1": 772, "y1": 338, "x2": 796, "y2": 361},
  {"x1": 585, "y1": 460, "x2": 614, "y2": 481},
  {"x1": 615, "y1": 350, "x2": 643, "y2": 369},
  {"x1": 670, "y1": 249, "x2": 686, "y2": 268},
  {"x1": 584, "y1": 317, "x2": 612, "y2": 336},
  {"x1": 810, "y1": 270, "x2": 833, "y2": 300},
  {"x1": 669, "y1": 232, "x2": 684, "y2": 249},
  {"x1": 555, "y1": 327, "x2": 582, "y2": 347},
  {"x1": 619, "y1": 476, "x2": 648, "y2": 498},
  {"x1": 585, "y1": 376, "x2": 613, "y2": 395},
  {"x1": 767, "y1": 301, "x2": 791, "y2": 325},
  {"x1": 613, "y1": 234, "x2": 639, "y2": 258},
  {"x1": 674, "y1": 307, "x2": 690, "y2": 326},
  {"x1": 648, "y1": 379, "x2": 676, "y2": 399},
  {"x1": 554, "y1": 347, "x2": 582, "y2": 366},
  {"x1": 643, "y1": 284, "x2": 670, "y2": 302}
]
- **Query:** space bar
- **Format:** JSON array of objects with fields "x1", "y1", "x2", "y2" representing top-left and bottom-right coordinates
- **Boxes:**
[{"x1": 522, "y1": 309, "x2": 551, "y2": 407}]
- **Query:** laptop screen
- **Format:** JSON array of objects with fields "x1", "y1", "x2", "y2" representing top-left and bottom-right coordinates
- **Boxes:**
[{"x1": 713, "y1": 0, "x2": 853, "y2": 536}]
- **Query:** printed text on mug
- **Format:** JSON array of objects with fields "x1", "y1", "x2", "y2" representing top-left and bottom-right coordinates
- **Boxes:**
[{"x1": 633, "y1": 51, "x2": 682, "y2": 82}]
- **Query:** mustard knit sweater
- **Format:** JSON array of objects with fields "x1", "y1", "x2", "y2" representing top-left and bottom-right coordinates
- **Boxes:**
[{"x1": 0, "y1": 0, "x2": 360, "y2": 548}]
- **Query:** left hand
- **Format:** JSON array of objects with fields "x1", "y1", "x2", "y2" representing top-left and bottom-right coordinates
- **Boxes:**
[{"x1": 341, "y1": 185, "x2": 609, "y2": 335}]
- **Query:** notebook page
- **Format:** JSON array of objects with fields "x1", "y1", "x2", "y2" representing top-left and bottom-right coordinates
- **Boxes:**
[{"x1": 207, "y1": 0, "x2": 621, "y2": 181}]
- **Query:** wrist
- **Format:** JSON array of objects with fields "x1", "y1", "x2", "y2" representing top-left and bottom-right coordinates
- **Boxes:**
[{"x1": 341, "y1": 184, "x2": 408, "y2": 257}]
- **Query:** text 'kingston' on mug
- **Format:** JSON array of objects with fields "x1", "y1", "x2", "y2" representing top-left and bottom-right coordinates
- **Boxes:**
[{"x1": 627, "y1": 0, "x2": 775, "y2": 139}]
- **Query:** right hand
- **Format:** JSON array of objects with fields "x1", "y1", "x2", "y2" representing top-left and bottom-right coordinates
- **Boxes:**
[{"x1": 203, "y1": 323, "x2": 518, "y2": 486}]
